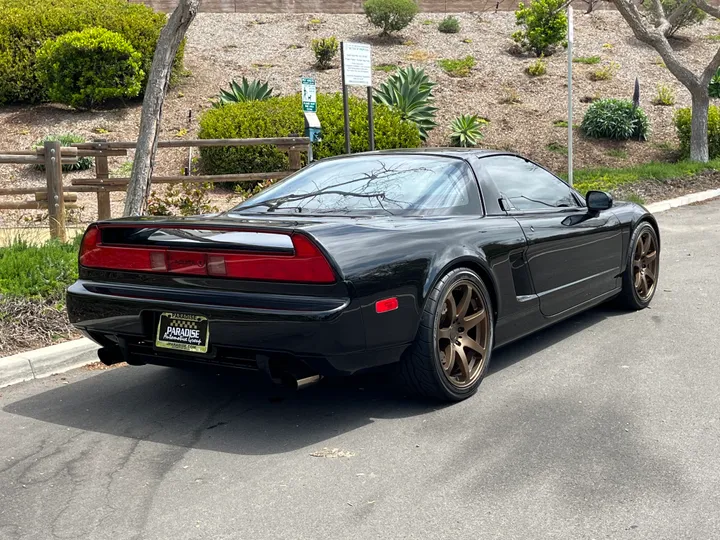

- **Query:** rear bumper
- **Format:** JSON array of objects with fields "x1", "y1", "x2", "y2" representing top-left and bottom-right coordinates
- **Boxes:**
[{"x1": 67, "y1": 280, "x2": 411, "y2": 375}]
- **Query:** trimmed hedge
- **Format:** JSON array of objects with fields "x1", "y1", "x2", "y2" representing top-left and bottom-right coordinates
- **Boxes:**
[
  {"x1": 0, "y1": 0, "x2": 184, "y2": 105},
  {"x1": 674, "y1": 106, "x2": 720, "y2": 159},
  {"x1": 198, "y1": 93, "x2": 422, "y2": 175},
  {"x1": 36, "y1": 28, "x2": 144, "y2": 109}
]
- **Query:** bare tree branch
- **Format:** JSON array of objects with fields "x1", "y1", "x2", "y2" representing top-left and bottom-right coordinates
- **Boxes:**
[{"x1": 694, "y1": 0, "x2": 720, "y2": 19}]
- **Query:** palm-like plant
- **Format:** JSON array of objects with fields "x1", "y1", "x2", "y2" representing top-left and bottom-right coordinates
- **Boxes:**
[
  {"x1": 450, "y1": 114, "x2": 487, "y2": 147},
  {"x1": 373, "y1": 66, "x2": 438, "y2": 141},
  {"x1": 213, "y1": 77, "x2": 274, "y2": 107}
]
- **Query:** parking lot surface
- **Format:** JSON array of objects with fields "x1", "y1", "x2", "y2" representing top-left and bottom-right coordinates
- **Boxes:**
[{"x1": 1, "y1": 200, "x2": 719, "y2": 540}]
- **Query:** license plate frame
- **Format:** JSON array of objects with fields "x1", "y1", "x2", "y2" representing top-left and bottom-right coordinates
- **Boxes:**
[{"x1": 155, "y1": 312, "x2": 210, "y2": 354}]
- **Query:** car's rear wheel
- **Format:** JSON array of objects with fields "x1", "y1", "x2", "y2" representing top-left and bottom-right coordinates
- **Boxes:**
[
  {"x1": 618, "y1": 221, "x2": 659, "y2": 310},
  {"x1": 400, "y1": 268, "x2": 494, "y2": 402}
]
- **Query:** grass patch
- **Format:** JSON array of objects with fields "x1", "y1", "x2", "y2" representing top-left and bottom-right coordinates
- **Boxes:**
[
  {"x1": 437, "y1": 56, "x2": 475, "y2": 77},
  {"x1": 653, "y1": 84, "x2": 675, "y2": 106},
  {"x1": 546, "y1": 142, "x2": 568, "y2": 155},
  {"x1": 0, "y1": 238, "x2": 80, "y2": 300},
  {"x1": 706, "y1": 34, "x2": 720, "y2": 41},
  {"x1": 573, "y1": 55, "x2": 601, "y2": 65},
  {"x1": 374, "y1": 63, "x2": 398, "y2": 72},
  {"x1": 552, "y1": 120, "x2": 579, "y2": 128},
  {"x1": 566, "y1": 159, "x2": 720, "y2": 194},
  {"x1": 589, "y1": 62, "x2": 619, "y2": 81},
  {"x1": 499, "y1": 86, "x2": 521, "y2": 104},
  {"x1": 625, "y1": 194, "x2": 646, "y2": 205},
  {"x1": 605, "y1": 148, "x2": 629, "y2": 159},
  {"x1": 404, "y1": 49, "x2": 431, "y2": 62}
]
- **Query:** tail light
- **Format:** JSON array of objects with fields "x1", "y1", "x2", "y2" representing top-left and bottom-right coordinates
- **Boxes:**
[{"x1": 79, "y1": 225, "x2": 336, "y2": 284}]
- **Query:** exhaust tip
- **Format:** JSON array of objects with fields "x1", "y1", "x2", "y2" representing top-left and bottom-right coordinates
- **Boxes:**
[
  {"x1": 281, "y1": 374, "x2": 321, "y2": 391},
  {"x1": 97, "y1": 346, "x2": 124, "y2": 367}
]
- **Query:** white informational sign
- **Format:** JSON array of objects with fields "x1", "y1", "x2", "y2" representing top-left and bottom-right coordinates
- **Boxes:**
[
  {"x1": 568, "y1": 6, "x2": 574, "y2": 44},
  {"x1": 301, "y1": 77, "x2": 316, "y2": 112},
  {"x1": 342, "y1": 42, "x2": 372, "y2": 87}
]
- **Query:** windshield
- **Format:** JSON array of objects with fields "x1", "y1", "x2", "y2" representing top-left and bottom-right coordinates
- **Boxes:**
[{"x1": 230, "y1": 154, "x2": 482, "y2": 216}]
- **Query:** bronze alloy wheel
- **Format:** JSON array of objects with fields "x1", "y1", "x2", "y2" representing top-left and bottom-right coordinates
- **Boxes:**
[
  {"x1": 633, "y1": 229, "x2": 658, "y2": 300},
  {"x1": 437, "y1": 280, "x2": 490, "y2": 388}
]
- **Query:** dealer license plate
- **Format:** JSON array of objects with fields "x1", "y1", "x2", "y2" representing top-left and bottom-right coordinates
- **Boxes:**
[{"x1": 155, "y1": 312, "x2": 209, "y2": 354}]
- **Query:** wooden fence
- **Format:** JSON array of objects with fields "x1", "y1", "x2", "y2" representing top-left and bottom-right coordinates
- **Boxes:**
[{"x1": 0, "y1": 137, "x2": 310, "y2": 242}]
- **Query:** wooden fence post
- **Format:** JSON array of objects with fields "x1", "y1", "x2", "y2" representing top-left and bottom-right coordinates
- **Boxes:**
[
  {"x1": 94, "y1": 139, "x2": 111, "y2": 220},
  {"x1": 44, "y1": 140, "x2": 66, "y2": 242},
  {"x1": 288, "y1": 146, "x2": 302, "y2": 171}
]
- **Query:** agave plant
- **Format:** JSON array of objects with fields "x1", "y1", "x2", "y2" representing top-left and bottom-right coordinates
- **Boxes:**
[
  {"x1": 213, "y1": 77, "x2": 274, "y2": 107},
  {"x1": 450, "y1": 114, "x2": 487, "y2": 147},
  {"x1": 373, "y1": 65, "x2": 438, "y2": 141}
]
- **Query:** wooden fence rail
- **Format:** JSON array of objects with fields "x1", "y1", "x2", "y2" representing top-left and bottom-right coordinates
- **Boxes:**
[{"x1": 0, "y1": 137, "x2": 310, "y2": 240}]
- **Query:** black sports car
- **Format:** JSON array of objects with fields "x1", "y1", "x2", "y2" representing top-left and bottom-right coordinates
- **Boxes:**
[{"x1": 67, "y1": 149, "x2": 660, "y2": 401}]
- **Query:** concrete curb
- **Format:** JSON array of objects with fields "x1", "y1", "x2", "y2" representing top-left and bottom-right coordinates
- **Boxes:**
[
  {"x1": 646, "y1": 188, "x2": 720, "y2": 214},
  {"x1": 0, "y1": 338, "x2": 99, "y2": 389}
]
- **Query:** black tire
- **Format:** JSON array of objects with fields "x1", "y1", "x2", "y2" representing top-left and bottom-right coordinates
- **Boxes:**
[
  {"x1": 399, "y1": 268, "x2": 494, "y2": 402},
  {"x1": 617, "y1": 221, "x2": 660, "y2": 310}
]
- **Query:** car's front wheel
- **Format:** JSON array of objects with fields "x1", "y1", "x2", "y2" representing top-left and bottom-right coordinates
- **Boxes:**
[
  {"x1": 400, "y1": 268, "x2": 494, "y2": 402},
  {"x1": 618, "y1": 221, "x2": 660, "y2": 310}
]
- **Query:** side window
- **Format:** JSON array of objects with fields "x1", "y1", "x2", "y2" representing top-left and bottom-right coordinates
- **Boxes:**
[{"x1": 480, "y1": 156, "x2": 578, "y2": 211}]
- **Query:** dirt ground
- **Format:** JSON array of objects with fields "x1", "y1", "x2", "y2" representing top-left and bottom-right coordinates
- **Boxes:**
[{"x1": 2, "y1": 11, "x2": 720, "y2": 226}]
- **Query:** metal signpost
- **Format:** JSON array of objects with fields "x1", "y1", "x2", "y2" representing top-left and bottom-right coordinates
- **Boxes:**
[
  {"x1": 302, "y1": 77, "x2": 320, "y2": 162},
  {"x1": 340, "y1": 41, "x2": 374, "y2": 154},
  {"x1": 567, "y1": 6, "x2": 574, "y2": 187}
]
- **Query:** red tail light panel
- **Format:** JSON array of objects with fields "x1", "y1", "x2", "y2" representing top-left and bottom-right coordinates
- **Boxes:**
[{"x1": 79, "y1": 225, "x2": 336, "y2": 284}]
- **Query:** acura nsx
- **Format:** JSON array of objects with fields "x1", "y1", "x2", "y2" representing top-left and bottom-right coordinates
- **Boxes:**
[{"x1": 67, "y1": 149, "x2": 660, "y2": 401}]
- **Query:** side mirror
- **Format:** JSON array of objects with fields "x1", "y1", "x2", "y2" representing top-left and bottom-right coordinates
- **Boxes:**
[{"x1": 586, "y1": 190, "x2": 613, "y2": 212}]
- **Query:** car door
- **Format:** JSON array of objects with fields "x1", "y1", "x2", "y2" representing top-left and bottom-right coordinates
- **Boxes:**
[{"x1": 478, "y1": 155, "x2": 623, "y2": 318}]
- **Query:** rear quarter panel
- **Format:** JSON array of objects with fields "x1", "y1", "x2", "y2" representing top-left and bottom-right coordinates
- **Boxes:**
[{"x1": 307, "y1": 216, "x2": 528, "y2": 348}]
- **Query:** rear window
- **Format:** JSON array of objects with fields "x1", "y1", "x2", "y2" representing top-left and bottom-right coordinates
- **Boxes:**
[{"x1": 231, "y1": 154, "x2": 482, "y2": 217}]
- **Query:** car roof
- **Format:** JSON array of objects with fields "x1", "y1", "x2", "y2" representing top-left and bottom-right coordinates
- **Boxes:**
[{"x1": 318, "y1": 148, "x2": 522, "y2": 162}]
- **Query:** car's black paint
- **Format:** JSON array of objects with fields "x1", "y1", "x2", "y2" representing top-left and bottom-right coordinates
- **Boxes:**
[{"x1": 67, "y1": 149, "x2": 659, "y2": 378}]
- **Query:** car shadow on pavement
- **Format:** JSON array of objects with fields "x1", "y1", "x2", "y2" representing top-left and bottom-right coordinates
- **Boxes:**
[{"x1": 4, "y1": 305, "x2": 628, "y2": 456}]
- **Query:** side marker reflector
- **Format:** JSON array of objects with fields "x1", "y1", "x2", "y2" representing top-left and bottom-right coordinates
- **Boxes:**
[{"x1": 375, "y1": 297, "x2": 399, "y2": 313}]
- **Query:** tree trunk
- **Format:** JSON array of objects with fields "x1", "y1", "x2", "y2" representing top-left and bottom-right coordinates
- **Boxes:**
[
  {"x1": 690, "y1": 87, "x2": 710, "y2": 163},
  {"x1": 123, "y1": 0, "x2": 201, "y2": 217}
]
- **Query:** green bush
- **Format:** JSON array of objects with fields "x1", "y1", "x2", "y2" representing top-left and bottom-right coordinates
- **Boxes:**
[
  {"x1": 363, "y1": 0, "x2": 418, "y2": 35},
  {"x1": 642, "y1": 0, "x2": 706, "y2": 37},
  {"x1": 581, "y1": 98, "x2": 649, "y2": 141},
  {"x1": 33, "y1": 134, "x2": 94, "y2": 172},
  {"x1": 438, "y1": 16, "x2": 460, "y2": 34},
  {"x1": 36, "y1": 27, "x2": 144, "y2": 109},
  {"x1": 512, "y1": 0, "x2": 568, "y2": 57},
  {"x1": 0, "y1": 238, "x2": 79, "y2": 300},
  {"x1": 148, "y1": 182, "x2": 218, "y2": 216},
  {"x1": 311, "y1": 36, "x2": 339, "y2": 69},
  {"x1": 198, "y1": 93, "x2": 421, "y2": 176},
  {"x1": 373, "y1": 65, "x2": 438, "y2": 141},
  {"x1": 0, "y1": 0, "x2": 184, "y2": 105},
  {"x1": 674, "y1": 106, "x2": 720, "y2": 159},
  {"x1": 526, "y1": 57, "x2": 547, "y2": 76}
]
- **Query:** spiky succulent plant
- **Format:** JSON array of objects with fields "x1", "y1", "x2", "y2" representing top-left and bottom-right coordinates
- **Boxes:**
[
  {"x1": 449, "y1": 114, "x2": 487, "y2": 147},
  {"x1": 213, "y1": 77, "x2": 274, "y2": 107},
  {"x1": 373, "y1": 65, "x2": 438, "y2": 141}
]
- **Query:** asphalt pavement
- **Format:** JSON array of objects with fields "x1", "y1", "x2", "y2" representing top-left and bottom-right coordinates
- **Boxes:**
[{"x1": 1, "y1": 200, "x2": 719, "y2": 540}]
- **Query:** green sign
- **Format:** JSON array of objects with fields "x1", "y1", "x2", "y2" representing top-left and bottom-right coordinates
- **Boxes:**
[{"x1": 302, "y1": 77, "x2": 317, "y2": 112}]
